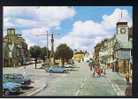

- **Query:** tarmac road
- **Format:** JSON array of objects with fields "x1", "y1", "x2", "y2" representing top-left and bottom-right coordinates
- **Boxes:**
[
  {"x1": 35, "y1": 62, "x2": 127, "y2": 96},
  {"x1": 3, "y1": 62, "x2": 127, "y2": 96}
]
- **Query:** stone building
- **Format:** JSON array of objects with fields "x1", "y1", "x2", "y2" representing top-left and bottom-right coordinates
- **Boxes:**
[
  {"x1": 113, "y1": 22, "x2": 132, "y2": 74},
  {"x1": 73, "y1": 51, "x2": 85, "y2": 63},
  {"x1": 106, "y1": 36, "x2": 116, "y2": 69},
  {"x1": 3, "y1": 28, "x2": 28, "y2": 67},
  {"x1": 99, "y1": 38, "x2": 114, "y2": 68},
  {"x1": 93, "y1": 21, "x2": 132, "y2": 76},
  {"x1": 99, "y1": 39, "x2": 108, "y2": 67},
  {"x1": 93, "y1": 43, "x2": 102, "y2": 65}
]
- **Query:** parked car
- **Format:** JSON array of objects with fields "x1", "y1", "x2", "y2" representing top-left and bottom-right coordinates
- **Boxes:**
[
  {"x1": 65, "y1": 64, "x2": 74, "y2": 68},
  {"x1": 68, "y1": 59, "x2": 74, "y2": 65},
  {"x1": 3, "y1": 82, "x2": 22, "y2": 95},
  {"x1": 47, "y1": 66, "x2": 66, "y2": 73},
  {"x1": 86, "y1": 60, "x2": 89, "y2": 63},
  {"x1": 3, "y1": 73, "x2": 32, "y2": 88},
  {"x1": 13, "y1": 73, "x2": 32, "y2": 87}
]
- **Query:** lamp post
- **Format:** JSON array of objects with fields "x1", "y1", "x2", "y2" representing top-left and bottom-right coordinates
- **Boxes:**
[
  {"x1": 46, "y1": 31, "x2": 49, "y2": 65},
  {"x1": 35, "y1": 31, "x2": 50, "y2": 65}
]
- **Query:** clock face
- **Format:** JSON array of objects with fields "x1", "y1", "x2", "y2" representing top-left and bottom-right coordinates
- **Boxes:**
[{"x1": 120, "y1": 28, "x2": 126, "y2": 34}]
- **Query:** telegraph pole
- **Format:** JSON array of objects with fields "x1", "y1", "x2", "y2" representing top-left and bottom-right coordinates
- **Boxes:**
[{"x1": 46, "y1": 31, "x2": 49, "y2": 62}]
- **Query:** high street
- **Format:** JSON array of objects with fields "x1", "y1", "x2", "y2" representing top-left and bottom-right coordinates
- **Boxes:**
[
  {"x1": 34, "y1": 62, "x2": 127, "y2": 96},
  {"x1": 3, "y1": 6, "x2": 132, "y2": 97},
  {"x1": 3, "y1": 61, "x2": 128, "y2": 96}
]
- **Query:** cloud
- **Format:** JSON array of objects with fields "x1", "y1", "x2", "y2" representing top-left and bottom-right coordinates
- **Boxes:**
[
  {"x1": 3, "y1": 18, "x2": 15, "y2": 30},
  {"x1": 22, "y1": 27, "x2": 48, "y2": 36},
  {"x1": 3, "y1": 7, "x2": 132, "y2": 54},
  {"x1": 25, "y1": 39, "x2": 35, "y2": 48},
  {"x1": 55, "y1": 8, "x2": 132, "y2": 53},
  {"x1": 4, "y1": 7, "x2": 75, "y2": 30},
  {"x1": 3, "y1": 6, "x2": 76, "y2": 48},
  {"x1": 101, "y1": 8, "x2": 132, "y2": 29}
]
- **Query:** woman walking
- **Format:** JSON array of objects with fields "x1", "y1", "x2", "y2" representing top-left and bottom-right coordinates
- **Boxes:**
[{"x1": 89, "y1": 61, "x2": 93, "y2": 71}]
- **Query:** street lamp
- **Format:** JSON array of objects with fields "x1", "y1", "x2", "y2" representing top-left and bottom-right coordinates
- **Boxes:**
[
  {"x1": 37, "y1": 31, "x2": 60, "y2": 66},
  {"x1": 35, "y1": 31, "x2": 50, "y2": 65},
  {"x1": 46, "y1": 31, "x2": 49, "y2": 65}
]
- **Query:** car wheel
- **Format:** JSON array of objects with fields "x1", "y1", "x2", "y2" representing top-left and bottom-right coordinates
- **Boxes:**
[{"x1": 4, "y1": 90, "x2": 10, "y2": 96}]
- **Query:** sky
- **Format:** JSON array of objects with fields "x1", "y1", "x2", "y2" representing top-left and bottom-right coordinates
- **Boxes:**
[{"x1": 3, "y1": 6, "x2": 132, "y2": 54}]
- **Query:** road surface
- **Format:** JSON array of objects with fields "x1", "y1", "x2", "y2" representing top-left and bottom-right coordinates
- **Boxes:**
[{"x1": 35, "y1": 62, "x2": 127, "y2": 96}]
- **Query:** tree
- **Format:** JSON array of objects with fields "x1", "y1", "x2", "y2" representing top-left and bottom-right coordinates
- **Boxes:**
[
  {"x1": 65, "y1": 48, "x2": 73, "y2": 63},
  {"x1": 29, "y1": 46, "x2": 41, "y2": 69},
  {"x1": 40, "y1": 47, "x2": 50, "y2": 62},
  {"x1": 55, "y1": 44, "x2": 73, "y2": 66},
  {"x1": 3, "y1": 43, "x2": 9, "y2": 67}
]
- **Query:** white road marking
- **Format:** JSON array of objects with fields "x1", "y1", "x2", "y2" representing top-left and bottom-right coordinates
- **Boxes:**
[
  {"x1": 75, "y1": 77, "x2": 87, "y2": 96},
  {"x1": 107, "y1": 78, "x2": 124, "y2": 96},
  {"x1": 107, "y1": 78, "x2": 119, "y2": 95},
  {"x1": 75, "y1": 90, "x2": 80, "y2": 96},
  {"x1": 114, "y1": 83, "x2": 124, "y2": 96},
  {"x1": 111, "y1": 84, "x2": 118, "y2": 95},
  {"x1": 84, "y1": 77, "x2": 87, "y2": 82},
  {"x1": 81, "y1": 83, "x2": 85, "y2": 89}
]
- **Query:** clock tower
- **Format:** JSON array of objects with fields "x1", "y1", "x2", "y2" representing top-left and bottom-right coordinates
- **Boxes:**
[{"x1": 116, "y1": 22, "x2": 129, "y2": 43}]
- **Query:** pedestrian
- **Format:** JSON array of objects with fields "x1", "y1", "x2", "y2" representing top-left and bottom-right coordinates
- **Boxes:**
[
  {"x1": 94, "y1": 65, "x2": 98, "y2": 77},
  {"x1": 91, "y1": 61, "x2": 95, "y2": 70},
  {"x1": 93, "y1": 66, "x2": 96, "y2": 77},
  {"x1": 89, "y1": 62, "x2": 93, "y2": 71},
  {"x1": 102, "y1": 66, "x2": 106, "y2": 76},
  {"x1": 96, "y1": 66, "x2": 101, "y2": 77},
  {"x1": 125, "y1": 83, "x2": 132, "y2": 96},
  {"x1": 125, "y1": 72, "x2": 130, "y2": 84}
]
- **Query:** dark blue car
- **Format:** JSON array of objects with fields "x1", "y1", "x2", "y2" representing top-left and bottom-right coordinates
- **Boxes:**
[
  {"x1": 3, "y1": 73, "x2": 32, "y2": 88},
  {"x1": 3, "y1": 82, "x2": 22, "y2": 95}
]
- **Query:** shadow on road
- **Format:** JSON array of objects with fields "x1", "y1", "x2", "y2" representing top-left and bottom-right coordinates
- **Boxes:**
[{"x1": 21, "y1": 86, "x2": 34, "y2": 90}]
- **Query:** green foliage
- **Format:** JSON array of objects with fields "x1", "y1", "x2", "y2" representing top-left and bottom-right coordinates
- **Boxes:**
[
  {"x1": 29, "y1": 46, "x2": 41, "y2": 69},
  {"x1": 29, "y1": 46, "x2": 41, "y2": 59},
  {"x1": 74, "y1": 51, "x2": 84, "y2": 55},
  {"x1": 40, "y1": 47, "x2": 50, "y2": 61},
  {"x1": 3, "y1": 43, "x2": 9, "y2": 60},
  {"x1": 55, "y1": 44, "x2": 73, "y2": 60}
]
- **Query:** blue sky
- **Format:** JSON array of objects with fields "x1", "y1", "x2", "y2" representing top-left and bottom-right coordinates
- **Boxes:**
[{"x1": 3, "y1": 6, "x2": 132, "y2": 53}]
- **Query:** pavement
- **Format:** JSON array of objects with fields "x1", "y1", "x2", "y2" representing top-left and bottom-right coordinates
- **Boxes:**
[{"x1": 3, "y1": 62, "x2": 128, "y2": 96}]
